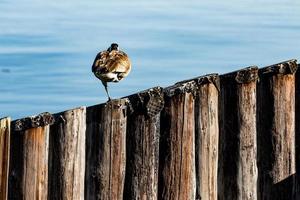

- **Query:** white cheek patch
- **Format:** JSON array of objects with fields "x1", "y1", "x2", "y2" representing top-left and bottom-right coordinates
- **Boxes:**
[
  {"x1": 100, "y1": 72, "x2": 119, "y2": 82},
  {"x1": 105, "y1": 72, "x2": 117, "y2": 79}
]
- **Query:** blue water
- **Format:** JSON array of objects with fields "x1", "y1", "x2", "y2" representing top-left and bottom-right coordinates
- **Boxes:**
[{"x1": 1, "y1": 0, "x2": 300, "y2": 119}]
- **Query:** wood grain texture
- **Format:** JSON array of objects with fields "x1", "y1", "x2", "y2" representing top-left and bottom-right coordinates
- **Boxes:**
[
  {"x1": 295, "y1": 65, "x2": 300, "y2": 198},
  {"x1": 48, "y1": 107, "x2": 86, "y2": 200},
  {"x1": 8, "y1": 126, "x2": 49, "y2": 200},
  {"x1": 257, "y1": 61, "x2": 297, "y2": 200},
  {"x1": 159, "y1": 92, "x2": 196, "y2": 200},
  {"x1": 125, "y1": 114, "x2": 159, "y2": 200},
  {"x1": 218, "y1": 67, "x2": 258, "y2": 200},
  {"x1": 195, "y1": 82, "x2": 219, "y2": 200},
  {"x1": 124, "y1": 87, "x2": 164, "y2": 200},
  {"x1": 85, "y1": 99, "x2": 127, "y2": 200},
  {"x1": 0, "y1": 117, "x2": 10, "y2": 200},
  {"x1": 237, "y1": 81, "x2": 257, "y2": 200}
]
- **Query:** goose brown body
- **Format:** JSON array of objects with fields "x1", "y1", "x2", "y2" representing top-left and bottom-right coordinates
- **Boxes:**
[{"x1": 92, "y1": 43, "x2": 131, "y2": 100}]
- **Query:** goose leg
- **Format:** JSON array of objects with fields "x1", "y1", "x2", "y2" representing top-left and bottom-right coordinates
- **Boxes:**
[{"x1": 101, "y1": 81, "x2": 111, "y2": 101}]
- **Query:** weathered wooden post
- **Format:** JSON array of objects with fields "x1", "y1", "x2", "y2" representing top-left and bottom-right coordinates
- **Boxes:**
[
  {"x1": 8, "y1": 113, "x2": 54, "y2": 200},
  {"x1": 85, "y1": 99, "x2": 127, "y2": 200},
  {"x1": 194, "y1": 74, "x2": 219, "y2": 200},
  {"x1": 0, "y1": 117, "x2": 10, "y2": 200},
  {"x1": 123, "y1": 87, "x2": 164, "y2": 200},
  {"x1": 257, "y1": 60, "x2": 297, "y2": 200},
  {"x1": 296, "y1": 63, "x2": 300, "y2": 198},
  {"x1": 218, "y1": 67, "x2": 258, "y2": 200},
  {"x1": 48, "y1": 107, "x2": 86, "y2": 200},
  {"x1": 158, "y1": 81, "x2": 196, "y2": 200}
]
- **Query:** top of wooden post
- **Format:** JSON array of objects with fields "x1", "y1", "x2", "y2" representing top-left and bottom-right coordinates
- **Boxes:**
[
  {"x1": 125, "y1": 86, "x2": 164, "y2": 118},
  {"x1": 0, "y1": 116, "x2": 9, "y2": 120},
  {"x1": 259, "y1": 59, "x2": 298, "y2": 75},
  {"x1": 86, "y1": 99, "x2": 128, "y2": 124},
  {"x1": 11, "y1": 106, "x2": 86, "y2": 131},
  {"x1": 221, "y1": 66, "x2": 259, "y2": 84},
  {"x1": 165, "y1": 73, "x2": 220, "y2": 97},
  {"x1": 12, "y1": 112, "x2": 55, "y2": 132}
]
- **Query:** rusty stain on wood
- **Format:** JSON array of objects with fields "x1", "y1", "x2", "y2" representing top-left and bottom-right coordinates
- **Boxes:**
[
  {"x1": 0, "y1": 117, "x2": 10, "y2": 200},
  {"x1": 85, "y1": 100, "x2": 127, "y2": 200},
  {"x1": 8, "y1": 126, "x2": 49, "y2": 200},
  {"x1": 48, "y1": 107, "x2": 86, "y2": 200}
]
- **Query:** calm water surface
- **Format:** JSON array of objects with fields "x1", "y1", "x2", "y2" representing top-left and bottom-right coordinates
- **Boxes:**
[{"x1": 0, "y1": 0, "x2": 300, "y2": 118}]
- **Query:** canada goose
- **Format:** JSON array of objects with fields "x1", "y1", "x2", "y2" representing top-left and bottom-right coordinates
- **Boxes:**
[{"x1": 92, "y1": 43, "x2": 131, "y2": 101}]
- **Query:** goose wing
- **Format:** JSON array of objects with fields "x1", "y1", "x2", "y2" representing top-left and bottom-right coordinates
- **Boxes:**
[
  {"x1": 106, "y1": 51, "x2": 131, "y2": 75},
  {"x1": 92, "y1": 51, "x2": 109, "y2": 73},
  {"x1": 92, "y1": 50, "x2": 131, "y2": 79}
]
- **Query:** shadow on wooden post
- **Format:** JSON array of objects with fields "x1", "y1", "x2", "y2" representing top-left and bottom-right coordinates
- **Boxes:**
[
  {"x1": 124, "y1": 87, "x2": 164, "y2": 200},
  {"x1": 218, "y1": 67, "x2": 258, "y2": 200},
  {"x1": 85, "y1": 99, "x2": 127, "y2": 200},
  {"x1": 158, "y1": 80, "x2": 196, "y2": 200},
  {"x1": 194, "y1": 74, "x2": 220, "y2": 200},
  {"x1": 8, "y1": 112, "x2": 54, "y2": 200},
  {"x1": 49, "y1": 107, "x2": 86, "y2": 200},
  {"x1": 257, "y1": 60, "x2": 297, "y2": 200},
  {"x1": 0, "y1": 117, "x2": 10, "y2": 200}
]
